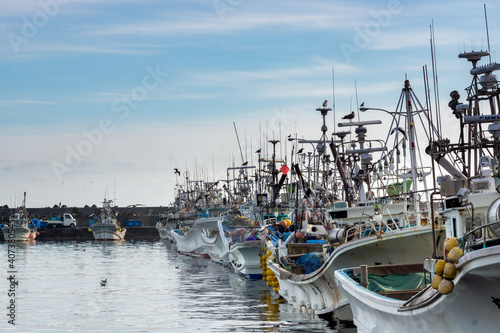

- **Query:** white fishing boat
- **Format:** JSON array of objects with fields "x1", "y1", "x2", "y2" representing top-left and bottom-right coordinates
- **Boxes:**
[
  {"x1": 156, "y1": 220, "x2": 172, "y2": 241},
  {"x1": 156, "y1": 211, "x2": 195, "y2": 243},
  {"x1": 263, "y1": 80, "x2": 445, "y2": 320},
  {"x1": 217, "y1": 213, "x2": 264, "y2": 279},
  {"x1": 91, "y1": 199, "x2": 126, "y2": 241},
  {"x1": 200, "y1": 216, "x2": 230, "y2": 264},
  {"x1": 334, "y1": 46, "x2": 500, "y2": 332},
  {"x1": 1, "y1": 193, "x2": 37, "y2": 241},
  {"x1": 169, "y1": 216, "x2": 220, "y2": 258}
]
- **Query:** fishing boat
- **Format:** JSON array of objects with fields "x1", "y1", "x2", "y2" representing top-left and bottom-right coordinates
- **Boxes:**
[
  {"x1": 335, "y1": 48, "x2": 500, "y2": 332},
  {"x1": 156, "y1": 211, "x2": 195, "y2": 244},
  {"x1": 217, "y1": 212, "x2": 265, "y2": 279},
  {"x1": 169, "y1": 216, "x2": 221, "y2": 258},
  {"x1": 1, "y1": 192, "x2": 37, "y2": 241},
  {"x1": 91, "y1": 199, "x2": 126, "y2": 241},
  {"x1": 263, "y1": 80, "x2": 444, "y2": 320}
]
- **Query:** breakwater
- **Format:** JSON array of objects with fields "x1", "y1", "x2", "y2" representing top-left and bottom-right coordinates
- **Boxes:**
[
  {"x1": 0, "y1": 206, "x2": 168, "y2": 227},
  {"x1": 16, "y1": 226, "x2": 160, "y2": 241}
]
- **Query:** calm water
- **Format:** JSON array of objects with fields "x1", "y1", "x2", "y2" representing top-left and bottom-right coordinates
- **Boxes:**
[{"x1": 1, "y1": 240, "x2": 357, "y2": 332}]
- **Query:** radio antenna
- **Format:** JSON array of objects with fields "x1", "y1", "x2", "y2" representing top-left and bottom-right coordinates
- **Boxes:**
[{"x1": 484, "y1": 4, "x2": 492, "y2": 63}]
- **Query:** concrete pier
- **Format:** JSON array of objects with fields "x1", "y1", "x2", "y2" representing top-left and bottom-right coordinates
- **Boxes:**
[{"x1": 34, "y1": 226, "x2": 160, "y2": 241}]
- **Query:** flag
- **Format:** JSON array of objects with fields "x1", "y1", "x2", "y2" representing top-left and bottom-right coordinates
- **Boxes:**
[{"x1": 280, "y1": 164, "x2": 289, "y2": 175}]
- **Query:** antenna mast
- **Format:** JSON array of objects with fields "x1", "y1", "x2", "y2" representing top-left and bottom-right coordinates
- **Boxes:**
[
  {"x1": 484, "y1": 3, "x2": 492, "y2": 63},
  {"x1": 233, "y1": 121, "x2": 245, "y2": 164}
]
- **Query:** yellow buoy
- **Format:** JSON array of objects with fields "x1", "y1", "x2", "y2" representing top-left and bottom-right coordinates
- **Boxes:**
[
  {"x1": 267, "y1": 281, "x2": 272, "y2": 287},
  {"x1": 445, "y1": 237, "x2": 459, "y2": 252},
  {"x1": 262, "y1": 276, "x2": 266, "y2": 280},
  {"x1": 435, "y1": 259, "x2": 446, "y2": 275},
  {"x1": 266, "y1": 275, "x2": 273, "y2": 282},
  {"x1": 263, "y1": 246, "x2": 267, "y2": 252},
  {"x1": 266, "y1": 269, "x2": 273, "y2": 276},
  {"x1": 443, "y1": 262, "x2": 457, "y2": 279},
  {"x1": 438, "y1": 279, "x2": 454, "y2": 295},
  {"x1": 266, "y1": 250, "x2": 272, "y2": 257},
  {"x1": 262, "y1": 255, "x2": 267, "y2": 261},
  {"x1": 273, "y1": 287, "x2": 279, "y2": 292},
  {"x1": 431, "y1": 274, "x2": 443, "y2": 290},
  {"x1": 447, "y1": 247, "x2": 463, "y2": 263},
  {"x1": 284, "y1": 219, "x2": 291, "y2": 226}
]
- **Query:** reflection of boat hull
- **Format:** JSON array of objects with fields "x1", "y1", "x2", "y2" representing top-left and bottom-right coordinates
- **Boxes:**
[
  {"x1": 1, "y1": 226, "x2": 37, "y2": 241},
  {"x1": 92, "y1": 223, "x2": 126, "y2": 241},
  {"x1": 335, "y1": 245, "x2": 500, "y2": 333},
  {"x1": 268, "y1": 226, "x2": 444, "y2": 320}
]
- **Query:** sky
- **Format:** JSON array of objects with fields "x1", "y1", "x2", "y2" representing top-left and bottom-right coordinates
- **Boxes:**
[{"x1": 1, "y1": 0, "x2": 499, "y2": 208}]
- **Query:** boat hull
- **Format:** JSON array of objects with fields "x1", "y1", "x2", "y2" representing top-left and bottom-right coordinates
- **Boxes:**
[
  {"x1": 268, "y1": 226, "x2": 444, "y2": 320},
  {"x1": 201, "y1": 220, "x2": 230, "y2": 265},
  {"x1": 229, "y1": 240, "x2": 263, "y2": 279},
  {"x1": 1, "y1": 226, "x2": 37, "y2": 241},
  {"x1": 170, "y1": 217, "x2": 220, "y2": 258},
  {"x1": 156, "y1": 221, "x2": 177, "y2": 243},
  {"x1": 335, "y1": 245, "x2": 500, "y2": 333},
  {"x1": 91, "y1": 223, "x2": 126, "y2": 241}
]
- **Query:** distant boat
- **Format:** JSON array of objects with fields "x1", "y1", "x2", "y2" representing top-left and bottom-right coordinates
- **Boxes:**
[
  {"x1": 91, "y1": 199, "x2": 126, "y2": 241},
  {"x1": 1, "y1": 192, "x2": 37, "y2": 241}
]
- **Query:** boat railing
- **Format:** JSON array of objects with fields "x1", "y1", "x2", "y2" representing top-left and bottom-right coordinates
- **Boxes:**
[
  {"x1": 462, "y1": 220, "x2": 500, "y2": 251},
  {"x1": 342, "y1": 208, "x2": 433, "y2": 243}
]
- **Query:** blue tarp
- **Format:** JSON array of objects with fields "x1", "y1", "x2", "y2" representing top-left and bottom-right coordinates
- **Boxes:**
[{"x1": 295, "y1": 252, "x2": 323, "y2": 274}]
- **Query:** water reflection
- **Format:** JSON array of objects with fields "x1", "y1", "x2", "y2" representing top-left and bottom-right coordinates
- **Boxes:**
[{"x1": 1, "y1": 240, "x2": 357, "y2": 332}]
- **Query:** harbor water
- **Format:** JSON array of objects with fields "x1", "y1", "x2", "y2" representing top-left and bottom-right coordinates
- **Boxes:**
[{"x1": 2, "y1": 240, "x2": 356, "y2": 332}]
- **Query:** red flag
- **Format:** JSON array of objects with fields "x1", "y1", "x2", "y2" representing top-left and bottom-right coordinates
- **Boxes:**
[{"x1": 280, "y1": 164, "x2": 289, "y2": 175}]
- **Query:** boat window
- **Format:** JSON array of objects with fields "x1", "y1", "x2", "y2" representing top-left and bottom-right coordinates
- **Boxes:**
[
  {"x1": 329, "y1": 210, "x2": 348, "y2": 219},
  {"x1": 464, "y1": 214, "x2": 483, "y2": 239}
]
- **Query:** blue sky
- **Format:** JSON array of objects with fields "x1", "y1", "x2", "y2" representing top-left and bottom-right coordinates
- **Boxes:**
[{"x1": 1, "y1": 0, "x2": 499, "y2": 207}]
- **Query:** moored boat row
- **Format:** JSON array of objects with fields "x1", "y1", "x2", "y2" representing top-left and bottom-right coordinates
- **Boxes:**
[{"x1": 159, "y1": 44, "x2": 500, "y2": 331}]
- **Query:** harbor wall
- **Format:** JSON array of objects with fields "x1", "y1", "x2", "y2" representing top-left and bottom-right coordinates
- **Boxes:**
[{"x1": 0, "y1": 206, "x2": 169, "y2": 227}]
